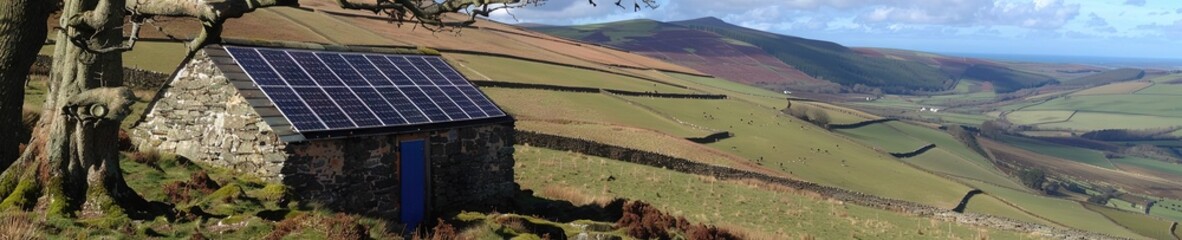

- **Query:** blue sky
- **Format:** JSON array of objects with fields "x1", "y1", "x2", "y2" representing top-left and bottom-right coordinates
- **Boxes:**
[{"x1": 488, "y1": 0, "x2": 1182, "y2": 59}]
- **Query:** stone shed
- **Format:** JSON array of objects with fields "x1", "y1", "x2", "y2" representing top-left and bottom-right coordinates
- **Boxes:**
[{"x1": 132, "y1": 40, "x2": 517, "y2": 229}]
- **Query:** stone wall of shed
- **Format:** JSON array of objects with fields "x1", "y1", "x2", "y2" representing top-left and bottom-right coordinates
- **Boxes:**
[
  {"x1": 428, "y1": 123, "x2": 518, "y2": 215},
  {"x1": 281, "y1": 123, "x2": 517, "y2": 220},
  {"x1": 132, "y1": 51, "x2": 288, "y2": 179}
]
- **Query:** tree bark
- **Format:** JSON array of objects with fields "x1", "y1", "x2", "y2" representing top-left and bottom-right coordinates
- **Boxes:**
[
  {"x1": 0, "y1": 0, "x2": 52, "y2": 171},
  {"x1": 0, "y1": 0, "x2": 150, "y2": 219}
]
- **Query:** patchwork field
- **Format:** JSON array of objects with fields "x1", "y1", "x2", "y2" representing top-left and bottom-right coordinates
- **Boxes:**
[
  {"x1": 981, "y1": 138, "x2": 1182, "y2": 199},
  {"x1": 515, "y1": 120, "x2": 767, "y2": 173},
  {"x1": 831, "y1": 121, "x2": 1027, "y2": 192},
  {"x1": 834, "y1": 123, "x2": 931, "y2": 153},
  {"x1": 615, "y1": 96, "x2": 974, "y2": 208},
  {"x1": 1070, "y1": 81, "x2": 1153, "y2": 96},
  {"x1": 1149, "y1": 199, "x2": 1182, "y2": 222},
  {"x1": 960, "y1": 194, "x2": 1053, "y2": 226},
  {"x1": 994, "y1": 135, "x2": 1115, "y2": 169},
  {"x1": 1109, "y1": 156, "x2": 1182, "y2": 182},
  {"x1": 1081, "y1": 203, "x2": 1177, "y2": 240},
  {"x1": 448, "y1": 53, "x2": 696, "y2": 93},
  {"x1": 514, "y1": 146, "x2": 1033, "y2": 239},
  {"x1": 964, "y1": 181, "x2": 1146, "y2": 239},
  {"x1": 1005, "y1": 110, "x2": 1075, "y2": 125},
  {"x1": 1036, "y1": 112, "x2": 1182, "y2": 131}
]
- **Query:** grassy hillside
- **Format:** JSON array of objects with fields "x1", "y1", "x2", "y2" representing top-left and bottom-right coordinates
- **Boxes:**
[
  {"x1": 962, "y1": 64, "x2": 1058, "y2": 93},
  {"x1": 1065, "y1": 68, "x2": 1146, "y2": 86},
  {"x1": 534, "y1": 19, "x2": 836, "y2": 90},
  {"x1": 671, "y1": 18, "x2": 953, "y2": 93},
  {"x1": 1082, "y1": 203, "x2": 1177, "y2": 240},
  {"x1": 966, "y1": 182, "x2": 1146, "y2": 239},
  {"x1": 514, "y1": 146, "x2": 1033, "y2": 239},
  {"x1": 535, "y1": 17, "x2": 955, "y2": 93}
]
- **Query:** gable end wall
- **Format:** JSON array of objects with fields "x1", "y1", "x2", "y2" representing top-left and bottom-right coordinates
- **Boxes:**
[{"x1": 132, "y1": 51, "x2": 288, "y2": 180}]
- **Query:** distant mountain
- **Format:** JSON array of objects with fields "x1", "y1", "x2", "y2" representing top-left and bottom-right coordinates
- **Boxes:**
[
  {"x1": 532, "y1": 18, "x2": 839, "y2": 91},
  {"x1": 857, "y1": 48, "x2": 1060, "y2": 92},
  {"x1": 533, "y1": 17, "x2": 1060, "y2": 93}
]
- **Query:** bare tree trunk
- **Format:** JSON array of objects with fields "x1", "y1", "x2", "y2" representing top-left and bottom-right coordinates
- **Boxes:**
[
  {"x1": 0, "y1": 0, "x2": 52, "y2": 170},
  {"x1": 0, "y1": 0, "x2": 152, "y2": 219}
]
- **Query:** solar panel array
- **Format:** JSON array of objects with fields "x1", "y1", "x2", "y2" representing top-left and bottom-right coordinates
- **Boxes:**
[{"x1": 224, "y1": 45, "x2": 505, "y2": 132}]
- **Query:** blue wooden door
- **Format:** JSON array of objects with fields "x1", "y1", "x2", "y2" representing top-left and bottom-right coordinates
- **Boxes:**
[{"x1": 400, "y1": 140, "x2": 427, "y2": 231}]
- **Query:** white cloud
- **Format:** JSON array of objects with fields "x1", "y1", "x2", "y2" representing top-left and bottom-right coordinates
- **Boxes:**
[
  {"x1": 1086, "y1": 13, "x2": 1109, "y2": 27},
  {"x1": 1137, "y1": 19, "x2": 1182, "y2": 37},
  {"x1": 855, "y1": 0, "x2": 1080, "y2": 29},
  {"x1": 1124, "y1": 0, "x2": 1146, "y2": 6}
]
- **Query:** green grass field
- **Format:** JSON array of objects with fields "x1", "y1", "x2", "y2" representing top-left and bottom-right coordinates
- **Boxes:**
[
  {"x1": 833, "y1": 121, "x2": 1027, "y2": 190},
  {"x1": 834, "y1": 123, "x2": 931, "y2": 153},
  {"x1": 905, "y1": 148, "x2": 1027, "y2": 190},
  {"x1": 1149, "y1": 199, "x2": 1182, "y2": 222},
  {"x1": 1110, "y1": 156, "x2": 1182, "y2": 179},
  {"x1": 1105, "y1": 198, "x2": 1144, "y2": 213},
  {"x1": 482, "y1": 89, "x2": 707, "y2": 137},
  {"x1": 1022, "y1": 95, "x2": 1182, "y2": 117},
  {"x1": 995, "y1": 135, "x2": 1116, "y2": 169},
  {"x1": 515, "y1": 120, "x2": 747, "y2": 169},
  {"x1": 962, "y1": 194, "x2": 1054, "y2": 226},
  {"x1": 914, "y1": 91, "x2": 997, "y2": 106},
  {"x1": 965, "y1": 181, "x2": 1147, "y2": 239},
  {"x1": 1037, "y1": 112, "x2": 1182, "y2": 131},
  {"x1": 514, "y1": 146, "x2": 1031, "y2": 239},
  {"x1": 619, "y1": 96, "x2": 974, "y2": 208},
  {"x1": 666, "y1": 72, "x2": 788, "y2": 99},
  {"x1": 1082, "y1": 203, "x2": 1176, "y2": 240},
  {"x1": 1006, "y1": 110, "x2": 1075, "y2": 125},
  {"x1": 1135, "y1": 83, "x2": 1182, "y2": 95},
  {"x1": 662, "y1": 72, "x2": 795, "y2": 111}
]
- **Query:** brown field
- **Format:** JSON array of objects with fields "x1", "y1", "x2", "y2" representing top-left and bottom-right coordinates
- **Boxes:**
[
  {"x1": 261, "y1": 7, "x2": 395, "y2": 46},
  {"x1": 298, "y1": 0, "x2": 703, "y2": 75},
  {"x1": 61, "y1": 0, "x2": 707, "y2": 84},
  {"x1": 1070, "y1": 81, "x2": 1154, "y2": 96},
  {"x1": 979, "y1": 138, "x2": 1182, "y2": 199}
]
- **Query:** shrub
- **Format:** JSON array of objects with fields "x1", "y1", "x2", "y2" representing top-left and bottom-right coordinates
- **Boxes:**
[
  {"x1": 324, "y1": 213, "x2": 368, "y2": 240},
  {"x1": 117, "y1": 129, "x2": 134, "y2": 151},
  {"x1": 687, "y1": 225, "x2": 741, "y2": 240},
  {"x1": 805, "y1": 108, "x2": 831, "y2": 127},
  {"x1": 429, "y1": 218, "x2": 460, "y2": 240},
  {"x1": 190, "y1": 171, "x2": 221, "y2": 194},
  {"x1": 616, "y1": 201, "x2": 689, "y2": 240},
  {"x1": 131, "y1": 149, "x2": 162, "y2": 170},
  {"x1": 256, "y1": 184, "x2": 288, "y2": 202},
  {"x1": 1017, "y1": 168, "x2": 1046, "y2": 190},
  {"x1": 163, "y1": 181, "x2": 193, "y2": 204},
  {"x1": 0, "y1": 212, "x2": 40, "y2": 239},
  {"x1": 265, "y1": 214, "x2": 308, "y2": 240}
]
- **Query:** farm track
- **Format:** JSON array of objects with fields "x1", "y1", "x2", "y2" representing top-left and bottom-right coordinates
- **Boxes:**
[{"x1": 517, "y1": 131, "x2": 1132, "y2": 240}]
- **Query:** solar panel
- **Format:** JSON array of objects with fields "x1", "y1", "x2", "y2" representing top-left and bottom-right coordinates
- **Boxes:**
[{"x1": 225, "y1": 45, "x2": 506, "y2": 133}]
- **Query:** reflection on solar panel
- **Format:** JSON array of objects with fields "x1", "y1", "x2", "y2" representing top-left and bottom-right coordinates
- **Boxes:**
[{"x1": 225, "y1": 45, "x2": 506, "y2": 132}]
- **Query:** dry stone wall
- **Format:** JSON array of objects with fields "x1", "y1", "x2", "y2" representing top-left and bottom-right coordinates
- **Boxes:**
[{"x1": 132, "y1": 51, "x2": 288, "y2": 179}]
